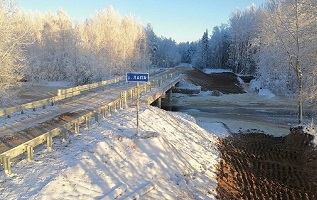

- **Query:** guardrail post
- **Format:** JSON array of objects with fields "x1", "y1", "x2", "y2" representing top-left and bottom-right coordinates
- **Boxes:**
[
  {"x1": 144, "y1": 83, "x2": 146, "y2": 92},
  {"x1": 153, "y1": 80, "x2": 157, "y2": 88},
  {"x1": 115, "y1": 101, "x2": 119, "y2": 112},
  {"x1": 119, "y1": 99, "x2": 123, "y2": 110},
  {"x1": 1, "y1": 156, "x2": 11, "y2": 175},
  {"x1": 129, "y1": 89, "x2": 133, "y2": 102},
  {"x1": 74, "y1": 121, "x2": 79, "y2": 135},
  {"x1": 26, "y1": 145, "x2": 34, "y2": 161},
  {"x1": 85, "y1": 116, "x2": 91, "y2": 129},
  {"x1": 102, "y1": 108, "x2": 106, "y2": 119},
  {"x1": 47, "y1": 132, "x2": 53, "y2": 149},
  {"x1": 62, "y1": 128, "x2": 69, "y2": 142},
  {"x1": 121, "y1": 91, "x2": 128, "y2": 109},
  {"x1": 94, "y1": 112, "x2": 99, "y2": 124},
  {"x1": 108, "y1": 105, "x2": 112, "y2": 116}
]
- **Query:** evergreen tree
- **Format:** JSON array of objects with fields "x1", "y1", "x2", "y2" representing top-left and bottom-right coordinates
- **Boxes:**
[{"x1": 201, "y1": 29, "x2": 209, "y2": 69}]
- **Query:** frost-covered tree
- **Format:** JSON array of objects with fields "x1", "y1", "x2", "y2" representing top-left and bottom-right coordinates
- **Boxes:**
[
  {"x1": 155, "y1": 37, "x2": 181, "y2": 68},
  {"x1": 256, "y1": 0, "x2": 317, "y2": 123},
  {"x1": 22, "y1": 5, "x2": 149, "y2": 85},
  {"x1": 0, "y1": 1, "x2": 31, "y2": 85},
  {"x1": 0, "y1": 0, "x2": 32, "y2": 106},
  {"x1": 227, "y1": 4, "x2": 259, "y2": 74},
  {"x1": 209, "y1": 24, "x2": 230, "y2": 69},
  {"x1": 192, "y1": 30, "x2": 210, "y2": 69},
  {"x1": 80, "y1": 6, "x2": 149, "y2": 76},
  {"x1": 178, "y1": 42, "x2": 191, "y2": 63},
  {"x1": 145, "y1": 23, "x2": 158, "y2": 67},
  {"x1": 201, "y1": 29, "x2": 210, "y2": 69}
]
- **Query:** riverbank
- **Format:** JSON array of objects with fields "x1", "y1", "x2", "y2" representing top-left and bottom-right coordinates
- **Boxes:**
[{"x1": 162, "y1": 69, "x2": 297, "y2": 136}]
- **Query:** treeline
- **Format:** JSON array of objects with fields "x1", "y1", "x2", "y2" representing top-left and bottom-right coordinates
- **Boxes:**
[
  {"x1": 179, "y1": 0, "x2": 317, "y2": 102},
  {"x1": 2, "y1": 0, "x2": 317, "y2": 113},
  {"x1": 0, "y1": 1, "x2": 181, "y2": 90}
]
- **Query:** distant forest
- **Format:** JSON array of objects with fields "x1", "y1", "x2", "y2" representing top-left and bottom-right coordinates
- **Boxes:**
[{"x1": 1, "y1": 0, "x2": 317, "y2": 106}]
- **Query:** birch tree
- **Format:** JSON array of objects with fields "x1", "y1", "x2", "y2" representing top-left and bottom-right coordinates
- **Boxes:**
[
  {"x1": 0, "y1": 1, "x2": 31, "y2": 85},
  {"x1": 257, "y1": 0, "x2": 317, "y2": 123}
]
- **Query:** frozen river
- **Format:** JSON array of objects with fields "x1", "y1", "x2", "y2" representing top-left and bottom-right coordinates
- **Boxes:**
[{"x1": 162, "y1": 90, "x2": 314, "y2": 137}]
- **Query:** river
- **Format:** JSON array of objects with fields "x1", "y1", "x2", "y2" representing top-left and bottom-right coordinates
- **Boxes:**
[{"x1": 160, "y1": 90, "x2": 312, "y2": 137}]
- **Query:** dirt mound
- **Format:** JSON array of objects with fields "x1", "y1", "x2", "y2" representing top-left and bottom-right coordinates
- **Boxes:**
[
  {"x1": 184, "y1": 69, "x2": 244, "y2": 94},
  {"x1": 216, "y1": 129, "x2": 317, "y2": 199}
]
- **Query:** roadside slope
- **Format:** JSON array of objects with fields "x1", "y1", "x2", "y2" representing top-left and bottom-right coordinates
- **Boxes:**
[{"x1": 0, "y1": 106, "x2": 225, "y2": 199}]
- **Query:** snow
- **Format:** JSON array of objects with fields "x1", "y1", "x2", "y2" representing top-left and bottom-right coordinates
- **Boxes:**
[
  {"x1": 258, "y1": 89, "x2": 276, "y2": 98},
  {"x1": 0, "y1": 105, "x2": 223, "y2": 199},
  {"x1": 203, "y1": 68, "x2": 232, "y2": 74},
  {"x1": 173, "y1": 77, "x2": 296, "y2": 137},
  {"x1": 303, "y1": 122, "x2": 317, "y2": 147},
  {"x1": 249, "y1": 79, "x2": 261, "y2": 91},
  {"x1": 177, "y1": 80, "x2": 201, "y2": 91},
  {"x1": 26, "y1": 81, "x2": 71, "y2": 87},
  {"x1": 249, "y1": 79, "x2": 276, "y2": 98},
  {"x1": 2, "y1": 75, "x2": 315, "y2": 199}
]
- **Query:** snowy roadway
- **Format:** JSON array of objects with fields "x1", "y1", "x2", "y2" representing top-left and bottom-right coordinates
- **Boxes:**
[{"x1": 0, "y1": 68, "x2": 177, "y2": 138}]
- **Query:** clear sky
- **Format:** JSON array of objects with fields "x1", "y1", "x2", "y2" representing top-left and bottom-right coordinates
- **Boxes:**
[{"x1": 17, "y1": 0, "x2": 266, "y2": 43}]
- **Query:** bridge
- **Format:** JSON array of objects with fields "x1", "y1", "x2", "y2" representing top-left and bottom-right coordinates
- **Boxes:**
[{"x1": 0, "y1": 66, "x2": 186, "y2": 175}]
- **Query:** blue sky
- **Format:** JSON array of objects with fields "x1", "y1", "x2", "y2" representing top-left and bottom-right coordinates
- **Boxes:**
[{"x1": 18, "y1": 0, "x2": 266, "y2": 43}]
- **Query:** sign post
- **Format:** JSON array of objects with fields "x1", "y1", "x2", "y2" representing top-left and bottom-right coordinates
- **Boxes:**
[{"x1": 126, "y1": 73, "x2": 149, "y2": 136}]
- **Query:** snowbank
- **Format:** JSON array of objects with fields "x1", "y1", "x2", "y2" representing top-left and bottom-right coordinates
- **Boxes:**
[
  {"x1": 258, "y1": 89, "x2": 275, "y2": 98},
  {"x1": 0, "y1": 106, "x2": 224, "y2": 199},
  {"x1": 203, "y1": 68, "x2": 232, "y2": 74},
  {"x1": 177, "y1": 80, "x2": 201, "y2": 90},
  {"x1": 249, "y1": 79, "x2": 261, "y2": 92},
  {"x1": 303, "y1": 123, "x2": 317, "y2": 147}
]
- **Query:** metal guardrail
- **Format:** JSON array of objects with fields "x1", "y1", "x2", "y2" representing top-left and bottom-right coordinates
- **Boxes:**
[
  {"x1": 0, "y1": 68, "x2": 184, "y2": 175},
  {"x1": 0, "y1": 91, "x2": 81, "y2": 118},
  {"x1": 57, "y1": 77, "x2": 124, "y2": 96},
  {"x1": 0, "y1": 77, "x2": 125, "y2": 118}
]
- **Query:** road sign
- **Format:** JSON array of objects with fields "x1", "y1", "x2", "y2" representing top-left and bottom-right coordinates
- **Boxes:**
[{"x1": 126, "y1": 73, "x2": 149, "y2": 82}]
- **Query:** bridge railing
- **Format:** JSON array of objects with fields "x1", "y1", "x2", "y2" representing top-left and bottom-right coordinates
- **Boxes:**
[
  {"x1": 57, "y1": 77, "x2": 124, "y2": 96},
  {"x1": 0, "y1": 68, "x2": 184, "y2": 175},
  {"x1": 0, "y1": 76, "x2": 125, "y2": 118}
]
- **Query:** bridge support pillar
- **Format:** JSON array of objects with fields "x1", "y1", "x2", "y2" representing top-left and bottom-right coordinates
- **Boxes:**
[
  {"x1": 168, "y1": 88, "x2": 173, "y2": 104},
  {"x1": 157, "y1": 97, "x2": 162, "y2": 108}
]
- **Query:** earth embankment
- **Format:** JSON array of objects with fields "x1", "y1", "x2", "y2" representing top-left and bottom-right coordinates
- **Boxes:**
[
  {"x1": 217, "y1": 129, "x2": 317, "y2": 199},
  {"x1": 184, "y1": 68, "x2": 244, "y2": 94}
]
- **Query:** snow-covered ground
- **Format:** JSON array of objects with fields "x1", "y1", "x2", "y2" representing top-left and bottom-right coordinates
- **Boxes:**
[
  {"x1": 203, "y1": 68, "x2": 232, "y2": 74},
  {"x1": 1, "y1": 75, "x2": 315, "y2": 199},
  {"x1": 0, "y1": 105, "x2": 226, "y2": 200}
]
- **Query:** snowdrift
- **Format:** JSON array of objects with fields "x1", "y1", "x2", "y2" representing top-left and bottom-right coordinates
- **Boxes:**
[{"x1": 0, "y1": 106, "x2": 223, "y2": 199}]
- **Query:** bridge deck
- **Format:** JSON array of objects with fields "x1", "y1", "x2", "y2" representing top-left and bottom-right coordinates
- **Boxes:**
[{"x1": 0, "y1": 67, "x2": 184, "y2": 174}]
